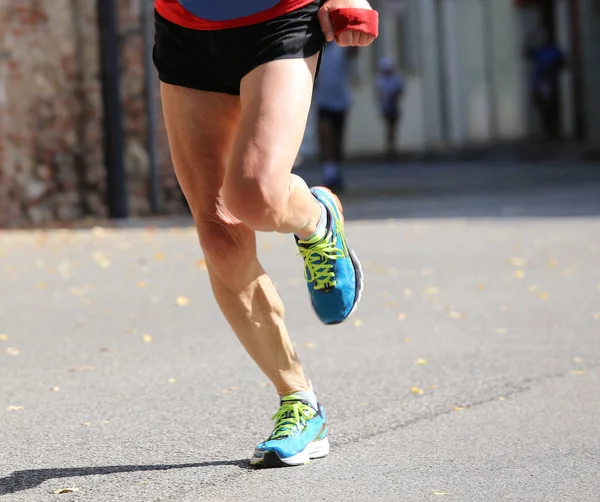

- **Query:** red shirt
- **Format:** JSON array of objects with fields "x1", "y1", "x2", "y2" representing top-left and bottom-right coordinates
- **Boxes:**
[{"x1": 155, "y1": 0, "x2": 317, "y2": 30}]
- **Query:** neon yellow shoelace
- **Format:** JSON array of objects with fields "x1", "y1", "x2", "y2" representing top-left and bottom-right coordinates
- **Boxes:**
[
  {"x1": 269, "y1": 400, "x2": 316, "y2": 440},
  {"x1": 297, "y1": 235, "x2": 344, "y2": 291}
]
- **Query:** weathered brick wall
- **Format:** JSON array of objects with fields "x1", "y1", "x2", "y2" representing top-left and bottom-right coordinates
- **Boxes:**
[{"x1": 0, "y1": 0, "x2": 183, "y2": 228}]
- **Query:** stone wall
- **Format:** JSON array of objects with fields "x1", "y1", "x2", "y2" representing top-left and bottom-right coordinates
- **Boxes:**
[{"x1": 0, "y1": 0, "x2": 183, "y2": 228}]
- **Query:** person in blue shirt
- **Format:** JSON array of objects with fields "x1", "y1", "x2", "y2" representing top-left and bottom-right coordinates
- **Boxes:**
[{"x1": 525, "y1": 29, "x2": 566, "y2": 140}]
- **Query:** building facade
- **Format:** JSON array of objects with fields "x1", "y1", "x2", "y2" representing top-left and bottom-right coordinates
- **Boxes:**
[
  {"x1": 0, "y1": 0, "x2": 598, "y2": 225},
  {"x1": 304, "y1": 0, "x2": 595, "y2": 157}
]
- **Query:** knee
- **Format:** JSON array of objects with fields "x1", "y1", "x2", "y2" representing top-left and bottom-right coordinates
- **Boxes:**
[
  {"x1": 195, "y1": 216, "x2": 256, "y2": 281},
  {"x1": 222, "y1": 169, "x2": 289, "y2": 232}
]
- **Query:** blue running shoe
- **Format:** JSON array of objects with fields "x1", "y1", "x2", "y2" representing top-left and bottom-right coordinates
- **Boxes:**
[
  {"x1": 296, "y1": 187, "x2": 364, "y2": 325},
  {"x1": 250, "y1": 395, "x2": 329, "y2": 467}
]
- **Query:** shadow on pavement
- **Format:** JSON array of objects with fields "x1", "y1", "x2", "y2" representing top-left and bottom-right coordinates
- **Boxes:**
[{"x1": 0, "y1": 460, "x2": 252, "y2": 496}]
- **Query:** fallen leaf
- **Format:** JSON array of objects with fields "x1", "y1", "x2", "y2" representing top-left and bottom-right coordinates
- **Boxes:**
[
  {"x1": 0, "y1": 334, "x2": 8, "y2": 341},
  {"x1": 54, "y1": 488, "x2": 79, "y2": 494},
  {"x1": 81, "y1": 422, "x2": 91, "y2": 426},
  {"x1": 92, "y1": 226, "x2": 107, "y2": 238},
  {"x1": 593, "y1": 313, "x2": 600, "y2": 321},
  {"x1": 168, "y1": 378, "x2": 177, "y2": 384},
  {"x1": 453, "y1": 405, "x2": 465, "y2": 411},
  {"x1": 5, "y1": 347, "x2": 20, "y2": 356},
  {"x1": 220, "y1": 386, "x2": 239, "y2": 394},
  {"x1": 176, "y1": 296, "x2": 191, "y2": 307},
  {"x1": 476, "y1": 283, "x2": 487, "y2": 291},
  {"x1": 154, "y1": 252, "x2": 166, "y2": 261},
  {"x1": 429, "y1": 385, "x2": 438, "y2": 389},
  {"x1": 547, "y1": 258, "x2": 558, "y2": 268},
  {"x1": 573, "y1": 356, "x2": 584, "y2": 363},
  {"x1": 562, "y1": 267, "x2": 574, "y2": 277},
  {"x1": 414, "y1": 358, "x2": 428, "y2": 366},
  {"x1": 137, "y1": 281, "x2": 147, "y2": 288},
  {"x1": 514, "y1": 270, "x2": 525, "y2": 280},
  {"x1": 7, "y1": 405, "x2": 24, "y2": 411},
  {"x1": 397, "y1": 312, "x2": 406, "y2": 321},
  {"x1": 142, "y1": 333, "x2": 153, "y2": 344},
  {"x1": 50, "y1": 386, "x2": 60, "y2": 392},
  {"x1": 537, "y1": 291, "x2": 550, "y2": 300},
  {"x1": 67, "y1": 366, "x2": 94, "y2": 373},
  {"x1": 196, "y1": 259, "x2": 207, "y2": 270},
  {"x1": 449, "y1": 311, "x2": 463, "y2": 320},
  {"x1": 100, "y1": 420, "x2": 110, "y2": 424},
  {"x1": 36, "y1": 282, "x2": 46, "y2": 291},
  {"x1": 432, "y1": 489, "x2": 450, "y2": 496},
  {"x1": 92, "y1": 253, "x2": 111, "y2": 268},
  {"x1": 527, "y1": 284, "x2": 539, "y2": 292},
  {"x1": 353, "y1": 319, "x2": 363, "y2": 327},
  {"x1": 402, "y1": 337, "x2": 412, "y2": 343},
  {"x1": 495, "y1": 327, "x2": 508, "y2": 335},
  {"x1": 498, "y1": 396, "x2": 507, "y2": 401},
  {"x1": 570, "y1": 370, "x2": 587, "y2": 376},
  {"x1": 423, "y1": 286, "x2": 439, "y2": 297},
  {"x1": 404, "y1": 289, "x2": 413, "y2": 298},
  {"x1": 386, "y1": 301, "x2": 397, "y2": 309},
  {"x1": 411, "y1": 386, "x2": 424, "y2": 395},
  {"x1": 302, "y1": 342, "x2": 316, "y2": 349},
  {"x1": 358, "y1": 401, "x2": 369, "y2": 406},
  {"x1": 508, "y1": 257, "x2": 527, "y2": 268}
]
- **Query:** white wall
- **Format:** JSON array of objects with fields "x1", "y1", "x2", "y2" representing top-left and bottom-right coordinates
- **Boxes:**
[{"x1": 301, "y1": 0, "x2": 531, "y2": 158}]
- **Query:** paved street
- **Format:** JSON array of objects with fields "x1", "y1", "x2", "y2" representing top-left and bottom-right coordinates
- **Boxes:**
[{"x1": 1, "y1": 163, "x2": 600, "y2": 501}]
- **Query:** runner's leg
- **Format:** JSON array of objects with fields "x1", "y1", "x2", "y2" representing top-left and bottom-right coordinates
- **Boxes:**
[
  {"x1": 223, "y1": 54, "x2": 323, "y2": 239},
  {"x1": 160, "y1": 83, "x2": 310, "y2": 395}
]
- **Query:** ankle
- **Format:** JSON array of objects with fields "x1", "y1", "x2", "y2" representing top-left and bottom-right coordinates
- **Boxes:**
[{"x1": 295, "y1": 199, "x2": 327, "y2": 241}]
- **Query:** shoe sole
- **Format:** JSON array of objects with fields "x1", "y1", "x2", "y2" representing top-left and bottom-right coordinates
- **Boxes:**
[
  {"x1": 311, "y1": 187, "x2": 365, "y2": 326},
  {"x1": 250, "y1": 436, "x2": 330, "y2": 468}
]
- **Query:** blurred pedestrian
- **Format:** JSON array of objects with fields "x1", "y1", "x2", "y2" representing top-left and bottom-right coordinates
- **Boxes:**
[
  {"x1": 314, "y1": 42, "x2": 357, "y2": 192},
  {"x1": 375, "y1": 57, "x2": 404, "y2": 156},
  {"x1": 524, "y1": 29, "x2": 566, "y2": 140}
]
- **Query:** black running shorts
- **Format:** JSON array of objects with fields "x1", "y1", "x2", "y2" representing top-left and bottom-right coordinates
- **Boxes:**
[{"x1": 153, "y1": 1, "x2": 325, "y2": 96}]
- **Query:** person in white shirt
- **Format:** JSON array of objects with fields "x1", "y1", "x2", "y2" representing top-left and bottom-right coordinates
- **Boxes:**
[{"x1": 375, "y1": 57, "x2": 404, "y2": 156}]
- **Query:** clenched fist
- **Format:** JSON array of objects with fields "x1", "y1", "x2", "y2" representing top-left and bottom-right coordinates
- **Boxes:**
[{"x1": 318, "y1": 0, "x2": 377, "y2": 47}]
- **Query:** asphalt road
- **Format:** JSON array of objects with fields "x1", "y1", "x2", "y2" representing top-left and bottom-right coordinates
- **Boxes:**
[{"x1": 1, "y1": 165, "x2": 600, "y2": 501}]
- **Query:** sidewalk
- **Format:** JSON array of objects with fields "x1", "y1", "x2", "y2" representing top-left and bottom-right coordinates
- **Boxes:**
[{"x1": 296, "y1": 159, "x2": 600, "y2": 200}]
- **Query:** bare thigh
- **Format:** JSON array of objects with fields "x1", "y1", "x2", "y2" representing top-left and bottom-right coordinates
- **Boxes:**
[
  {"x1": 160, "y1": 83, "x2": 262, "y2": 283},
  {"x1": 160, "y1": 83, "x2": 240, "y2": 220},
  {"x1": 222, "y1": 54, "x2": 320, "y2": 224}
]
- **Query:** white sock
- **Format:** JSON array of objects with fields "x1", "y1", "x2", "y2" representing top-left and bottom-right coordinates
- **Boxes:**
[
  {"x1": 294, "y1": 389, "x2": 319, "y2": 411},
  {"x1": 286, "y1": 380, "x2": 318, "y2": 411},
  {"x1": 296, "y1": 201, "x2": 327, "y2": 242}
]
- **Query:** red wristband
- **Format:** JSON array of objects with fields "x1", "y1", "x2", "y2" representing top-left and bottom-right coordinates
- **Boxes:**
[{"x1": 329, "y1": 8, "x2": 379, "y2": 38}]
